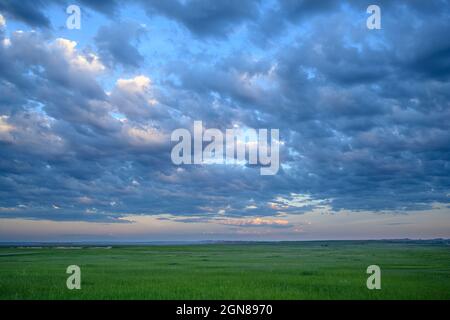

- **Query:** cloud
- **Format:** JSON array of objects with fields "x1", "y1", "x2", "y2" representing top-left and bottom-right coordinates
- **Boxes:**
[
  {"x1": 109, "y1": 75, "x2": 168, "y2": 122},
  {"x1": 220, "y1": 217, "x2": 291, "y2": 228},
  {"x1": 95, "y1": 21, "x2": 147, "y2": 68},
  {"x1": 78, "y1": 0, "x2": 119, "y2": 16},
  {"x1": 0, "y1": 0, "x2": 55, "y2": 28},
  {"x1": 53, "y1": 38, "x2": 105, "y2": 73},
  {"x1": 0, "y1": 0, "x2": 120, "y2": 28},
  {"x1": 0, "y1": 1, "x2": 449, "y2": 226},
  {"x1": 0, "y1": 115, "x2": 14, "y2": 142},
  {"x1": 0, "y1": 14, "x2": 5, "y2": 27},
  {"x1": 138, "y1": 0, "x2": 262, "y2": 38}
]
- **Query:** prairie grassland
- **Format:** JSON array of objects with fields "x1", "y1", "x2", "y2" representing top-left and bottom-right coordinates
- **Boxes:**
[{"x1": 0, "y1": 241, "x2": 449, "y2": 299}]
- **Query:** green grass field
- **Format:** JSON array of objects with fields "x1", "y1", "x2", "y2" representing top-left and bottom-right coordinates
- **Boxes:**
[{"x1": 0, "y1": 241, "x2": 449, "y2": 299}]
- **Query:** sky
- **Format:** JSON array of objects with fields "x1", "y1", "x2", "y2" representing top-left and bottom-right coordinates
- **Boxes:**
[{"x1": 0, "y1": 0, "x2": 449, "y2": 241}]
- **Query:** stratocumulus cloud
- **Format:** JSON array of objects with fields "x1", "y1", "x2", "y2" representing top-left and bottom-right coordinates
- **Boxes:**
[{"x1": 0, "y1": 1, "x2": 449, "y2": 240}]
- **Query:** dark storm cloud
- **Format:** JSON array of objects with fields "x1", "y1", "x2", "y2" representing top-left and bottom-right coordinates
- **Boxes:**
[{"x1": 0, "y1": 1, "x2": 449, "y2": 223}]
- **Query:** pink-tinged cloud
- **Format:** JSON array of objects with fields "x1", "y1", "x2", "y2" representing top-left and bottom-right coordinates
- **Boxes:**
[{"x1": 220, "y1": 217, "x2": 291, "y2": 228}]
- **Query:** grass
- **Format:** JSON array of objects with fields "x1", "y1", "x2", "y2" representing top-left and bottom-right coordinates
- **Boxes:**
[{"x1": 0, "y1": 241, "x2": 449, "y2": 299}]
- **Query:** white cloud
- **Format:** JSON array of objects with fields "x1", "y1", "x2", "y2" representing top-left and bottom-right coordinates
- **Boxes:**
[
  {"x1": 2, "y1": 38, "x2": 11, "y2": 47},
  {"x1": 123, "y1": 124, "x2": 167, "y2": 147},
  {"x1": 53, "y1": 38, "x2": 105, "y2": 73},
  {"x1": 0, "y1": 14, "x2": 6, "y2": 27},
  {"x1": 117, "y1": 75, "x2": 151, "y2": 93}
]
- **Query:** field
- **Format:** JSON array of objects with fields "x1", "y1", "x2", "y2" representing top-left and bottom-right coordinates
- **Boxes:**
[{"x1": 0, "y1": 241, "x2": 449, "y2": 300}]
